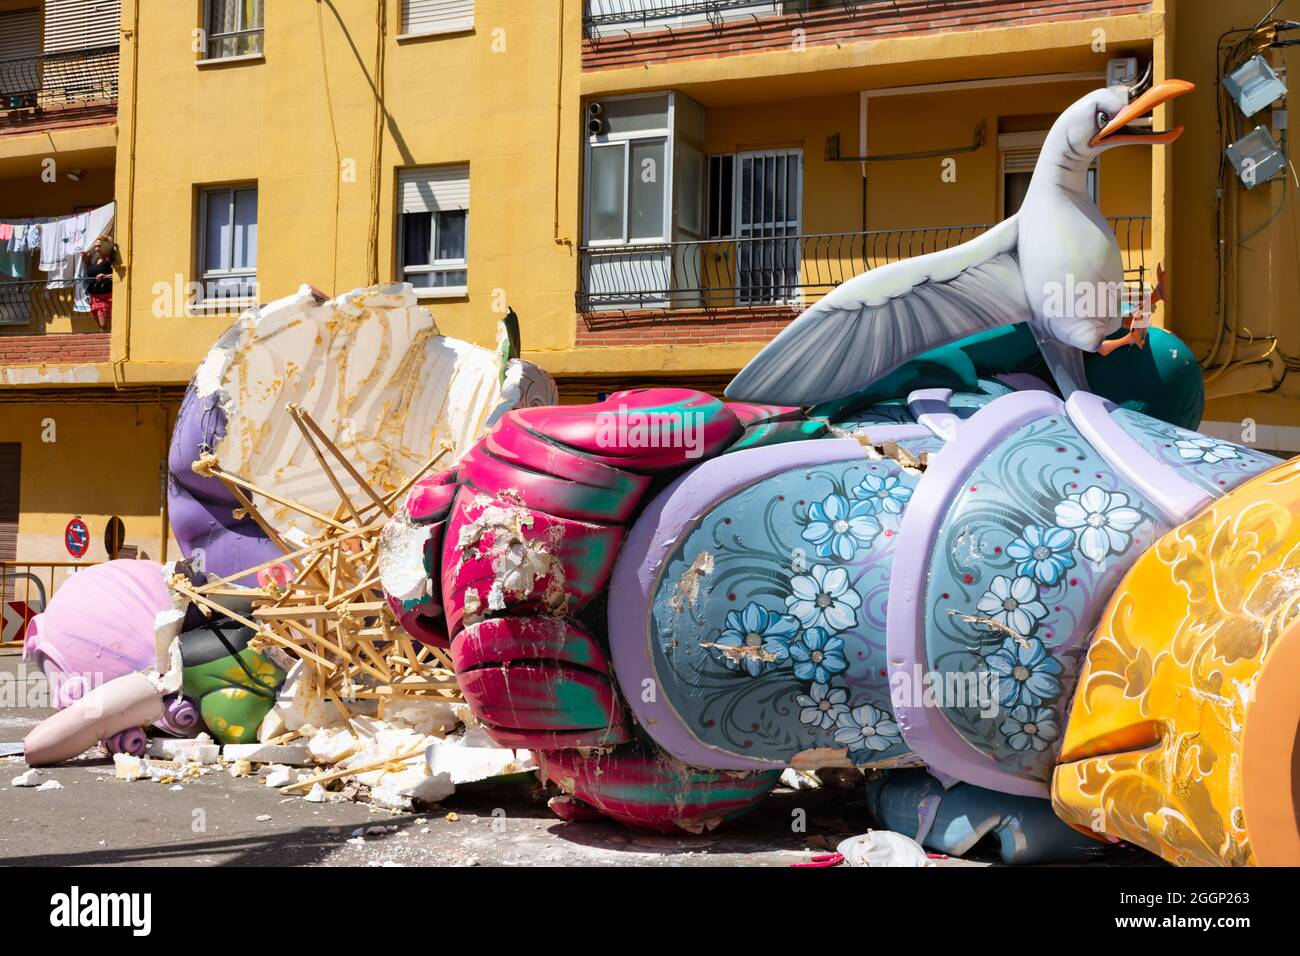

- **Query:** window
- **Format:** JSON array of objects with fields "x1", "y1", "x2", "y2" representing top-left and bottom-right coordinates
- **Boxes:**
[
  {"x1": 204, "y1": 0, "x2": 264, "y2": 60},
  {"x1": 401, "y1": 0, "x2": 474, "y2": 37},
  {"x1": 198, "y1": 185, "x2": 258, "y2": 305},
  {"x1": 1000, "y1": 132, "x2": 1096, "y2": 218},
  {"x1": 707, "y1": 150, "x2": 803, "y2": 305},
  {"x1": 398, "y1": 166, "x2": 469, "y2": 295},
  {"x1": 584, "y1": 94, "x2": 672, "y2": 246}
]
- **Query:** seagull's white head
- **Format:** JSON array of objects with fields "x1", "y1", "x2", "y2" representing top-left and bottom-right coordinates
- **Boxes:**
[{"x1": 1043, "y1": 73, "x2": 1194, "y2": 181}]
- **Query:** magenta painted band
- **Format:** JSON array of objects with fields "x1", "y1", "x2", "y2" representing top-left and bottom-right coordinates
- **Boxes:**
[
  {"x1": 908, "y1": 388, "x2": 960, "y2": 441},
  {"x1": 1066, "y1": 391, "x2": 1211, "y2": 524},
  {"x1": 607, "y1": 438, "x2": 867, "y2": 772},
  {"x1": 886, "y1": 389, "x2": 1065, "y2": 798}
]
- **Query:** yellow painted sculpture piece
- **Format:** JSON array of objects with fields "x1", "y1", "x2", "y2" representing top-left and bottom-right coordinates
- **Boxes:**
[{"x1": 1053, "y1": 458, "x2": 1300, "y2": 866}]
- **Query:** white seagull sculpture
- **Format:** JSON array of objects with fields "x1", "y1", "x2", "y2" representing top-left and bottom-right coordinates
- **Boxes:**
[{"x1": 725, "y1": 72, "x2": 1194, "y2": 407}]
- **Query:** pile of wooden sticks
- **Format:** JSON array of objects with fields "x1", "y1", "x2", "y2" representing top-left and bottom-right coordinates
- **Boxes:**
[{"x1": 172, "y1": 404, "x2": 461, "y2": 719}]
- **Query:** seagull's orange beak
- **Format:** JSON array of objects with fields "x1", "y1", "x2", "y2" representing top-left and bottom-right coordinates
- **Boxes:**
[{"x1": 1090, "y1": 79, "x2": 1195, "y2": 148}]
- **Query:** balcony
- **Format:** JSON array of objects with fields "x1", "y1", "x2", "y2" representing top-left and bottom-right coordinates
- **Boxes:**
[
  {"x1": 0, "y1": 281, "x2": 111, "y2": 368},
  {"x1": 582, "y1": 0, "x2": 1154, "y2": 69},
  {"x1": 578, "y1": 215, "x2": 1152, "y2": 327},
  {"x1": 0, "y1": 45, "x2": 119, "y2": 133},
  {"x1": 0, "y1": 280, "x2": 80, "y2": 327}
]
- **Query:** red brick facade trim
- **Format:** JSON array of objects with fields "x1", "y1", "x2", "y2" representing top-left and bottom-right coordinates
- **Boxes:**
[
  {"x1": 0, "y1": 333, "x2": 111, "y2": 366},
  {"x1": 582, "y1": 0, "x2": 1152, "y2": 70},
  {"x1": 576, "y1": 305, "x2": 797, "y2": 346}
]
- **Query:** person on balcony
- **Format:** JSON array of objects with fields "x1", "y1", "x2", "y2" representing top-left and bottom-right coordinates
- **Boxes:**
[{"x1": 81, "y1": 236, "x2": 114, "y2": 332}]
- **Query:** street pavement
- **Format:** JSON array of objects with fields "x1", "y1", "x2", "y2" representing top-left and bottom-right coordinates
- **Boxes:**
[{"x1": 1, "y1": 650, "x2": 965, "y2": 868}]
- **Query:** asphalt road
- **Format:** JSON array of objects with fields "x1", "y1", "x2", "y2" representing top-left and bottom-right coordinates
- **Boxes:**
[{"x1": 1, "y1": 650, "x2": 959, "y2": 868}]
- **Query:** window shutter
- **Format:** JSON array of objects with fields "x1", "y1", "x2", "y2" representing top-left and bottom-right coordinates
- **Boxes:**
[
  {"x1": 1001, "y1": 146, "x2": 1040, "y2": 175},
  {"x1": 399, "y1": 165, "x2": 470, "y2": 214},
  {"x1": 0, "y1": 444, "x2": 20, "y2": 564},
  {"x1": 41, "y1": 0, "x2": 121, "y2": 52},
  {"x1": 402, "y1": 0, "x2": 474, "y2": 36},
  {"x1": 0, "y1": 9, "x2": 40, "y2": 61}
]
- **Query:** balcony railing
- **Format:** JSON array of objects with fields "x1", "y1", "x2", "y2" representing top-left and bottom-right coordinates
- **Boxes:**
[
  {"x1": 0, "y1": 280, "x2": 78, "y2": 327},
  {"x1": 578, "y1": 216, "x2": 1152, "y2": 320},
  {"x1": 584, "y1": 0, "x2": 851, "y2": 30},
  {"x1": 0, "y1": 45, "x2": 119, "y2": 128}
]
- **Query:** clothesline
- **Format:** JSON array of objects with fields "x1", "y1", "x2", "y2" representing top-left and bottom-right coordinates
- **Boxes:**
[{"x1": 0, "y1": 200, "x2": 116, "y2": 314}]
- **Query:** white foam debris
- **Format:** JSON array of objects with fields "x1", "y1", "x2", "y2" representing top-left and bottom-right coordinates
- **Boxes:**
[
  {"x1": 35, "y1": 780, "x2": 63, "y2": 791},
  {"x1": 194, "y1": 282, "x2": 555, "y2": 543},
  {"x1": 268, "y1": 662, "x2": 365, "y2": 735},
  {"x1": 113, "y1": 754, "x2": 145, "y2": 782},
  {"x1": 256, "y1": 814, "x2": 272, "y2": 822},
  {"x1": 223, "y1": 743, "x2": 312, "y2": 765},
  {"x1": 11, "y1": 769, "x2": 42, "y2": 787},
  {"x1": 780, "y1": 768, "x2": 822, "y2": 791},
  {"x1": 304, "y1": 783, "x2": 328, "y2": 803},
  {"x1": 147, "y1": 735, "x2": 220, "y2": 764},
  {"x1": 262, "y1": 765, "x2": 301, "y2": 789},
  {"x1": 380, "y1": 693, "x2": 459, "y2": 737},
  {"x1": 378, "y1": 509, "x2": 434, "y2": 606}
]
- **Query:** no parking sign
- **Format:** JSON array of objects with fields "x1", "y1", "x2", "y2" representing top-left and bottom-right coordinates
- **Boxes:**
[{"x1": 65, "y1": 517, "x2": 90, "y2": 558}]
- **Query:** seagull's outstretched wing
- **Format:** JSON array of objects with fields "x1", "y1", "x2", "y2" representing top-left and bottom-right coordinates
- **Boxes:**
[{"x1": 725, "y1": 217, "x2": 1030, "y2": 406}]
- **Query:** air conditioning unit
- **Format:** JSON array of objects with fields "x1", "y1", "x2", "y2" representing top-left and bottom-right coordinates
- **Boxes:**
[{"x1": 1107, "y1": 57, "x2": 1140, "y2": 88}]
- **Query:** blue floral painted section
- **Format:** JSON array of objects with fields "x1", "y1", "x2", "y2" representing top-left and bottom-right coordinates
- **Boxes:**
[
  {"x1": 650, "y1": 459, "x2": 922, "y2": 767},
  {"x1": 948, "y1": 378, "x2": 1016, "y2": 419},
  {"x1": 922, "y1": 414, "x2": 1169, "y2": 781},
  {"x1": 1112, "y1": 407, "x2": 1280, "y2": 497}
]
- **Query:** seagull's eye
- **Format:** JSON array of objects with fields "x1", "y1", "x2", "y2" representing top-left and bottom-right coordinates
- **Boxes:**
[{"x1": 1096, "y1": 109, "x2": 1111, "y2": 129}]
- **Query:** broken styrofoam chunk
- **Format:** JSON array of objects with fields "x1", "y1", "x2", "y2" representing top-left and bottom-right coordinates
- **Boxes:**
[
  {"x1": 307, "y1": 727, "x2": 358, "y2": 765},
  {"x1": 836, "y1": 831, "x2": 933, "y2": 868},
  {"x1": 222, "y1": 743, "x2": 312, "y2": 765},
  {"x1": 189, "y1": 283, "x2": 557, "y2": 542},
  {"x1": 262, "y1": 765, "x2": 301, "y2": 789},
  {"x1": 36, "y1": 780, "x2": 64, "y2": 791},
  {"x1": 10, "y1": 769, "x2": 42, "y2": 787},
  {"x1": 304, "y1": 783, "x2": 328, "y2": 803},
  {"x1": 257, "y1": 708, "x2": 289, "y2": 744},
  {"x1": 424, "y1": 736, "x2": 535, "y2": 786},
  {"x1": 271, "y1": 663, "x2": 348, "y2": 734},
  {"x1": 113, "y1": 754, "x2": 145, "y2": 782},
  {"x1": 381, "y1": 696, "x2": 460, "y2": 738},
  {"x1": 147, "y1": 737, "x2": 220, "y2": 764},
  {"x1": 780, "y1": 768, "x2": 821, "y2": 791},
  {"x1": 369, "y1": 767, "x2": 454, "y2": 812}
]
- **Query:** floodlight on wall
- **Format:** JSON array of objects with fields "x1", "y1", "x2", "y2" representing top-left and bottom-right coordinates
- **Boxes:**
[
  {"x1": 1226, "y1": 126, "x2": 1287, "y2": 190},
  {"x1": 1223, "y1": 55, "x2": 1288, "y2": 117}
]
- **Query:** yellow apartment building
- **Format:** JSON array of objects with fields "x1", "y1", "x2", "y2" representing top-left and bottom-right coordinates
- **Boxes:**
[{"x1": 0, "y1": 0, "x2": 1297, "y2": 611}]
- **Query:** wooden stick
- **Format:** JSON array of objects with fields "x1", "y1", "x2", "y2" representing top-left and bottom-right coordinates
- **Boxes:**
[
  {"x1": 282, "y1": 747, "x2": 426, "y2": 793},
  {"x1": 294, "y1": 407, "x2": 394, "y2": 518},
  {"x1": 288, "y1": 404, "x2": 365, "y2": 526}
]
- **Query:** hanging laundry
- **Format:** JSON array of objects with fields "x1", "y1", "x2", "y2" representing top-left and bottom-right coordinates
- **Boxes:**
[
  {"x1": 0, "y1": 242, "x2": 27, "y2": 281},
  {"x1": 39, "y1": 219, "x2": 63, "y2": 272}
]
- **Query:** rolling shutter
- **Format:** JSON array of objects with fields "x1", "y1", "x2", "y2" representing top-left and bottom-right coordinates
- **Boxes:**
[
  {"x1": 42, "y1": 0, "x2": 121, "y2": 53},
  {"x1": 0, "y1": 8, "x2": 40, "y2": 61},
  {"x1": 402, "y1": 0, "x2": 474, "y2": 36},
  {"x1": 0, "y1": 444, "x2": 20, "y2": 564},
  {"x1": 399, "y1": 165, "x2": 470, "y2": 213}
]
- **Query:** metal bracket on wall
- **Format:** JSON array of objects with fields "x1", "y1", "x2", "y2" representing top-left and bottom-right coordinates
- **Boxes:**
[{"x1": 825, "y1": 121, "x2": 986, "y2": 163}]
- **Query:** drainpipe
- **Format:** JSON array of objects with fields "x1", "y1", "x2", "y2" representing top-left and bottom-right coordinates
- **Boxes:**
[
  {"x1": 554, "y1": 0, "x2": 572, "y2": 249},
  {"x1": 111, "y1": 0, "x2": 140, "y2": 390}
]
